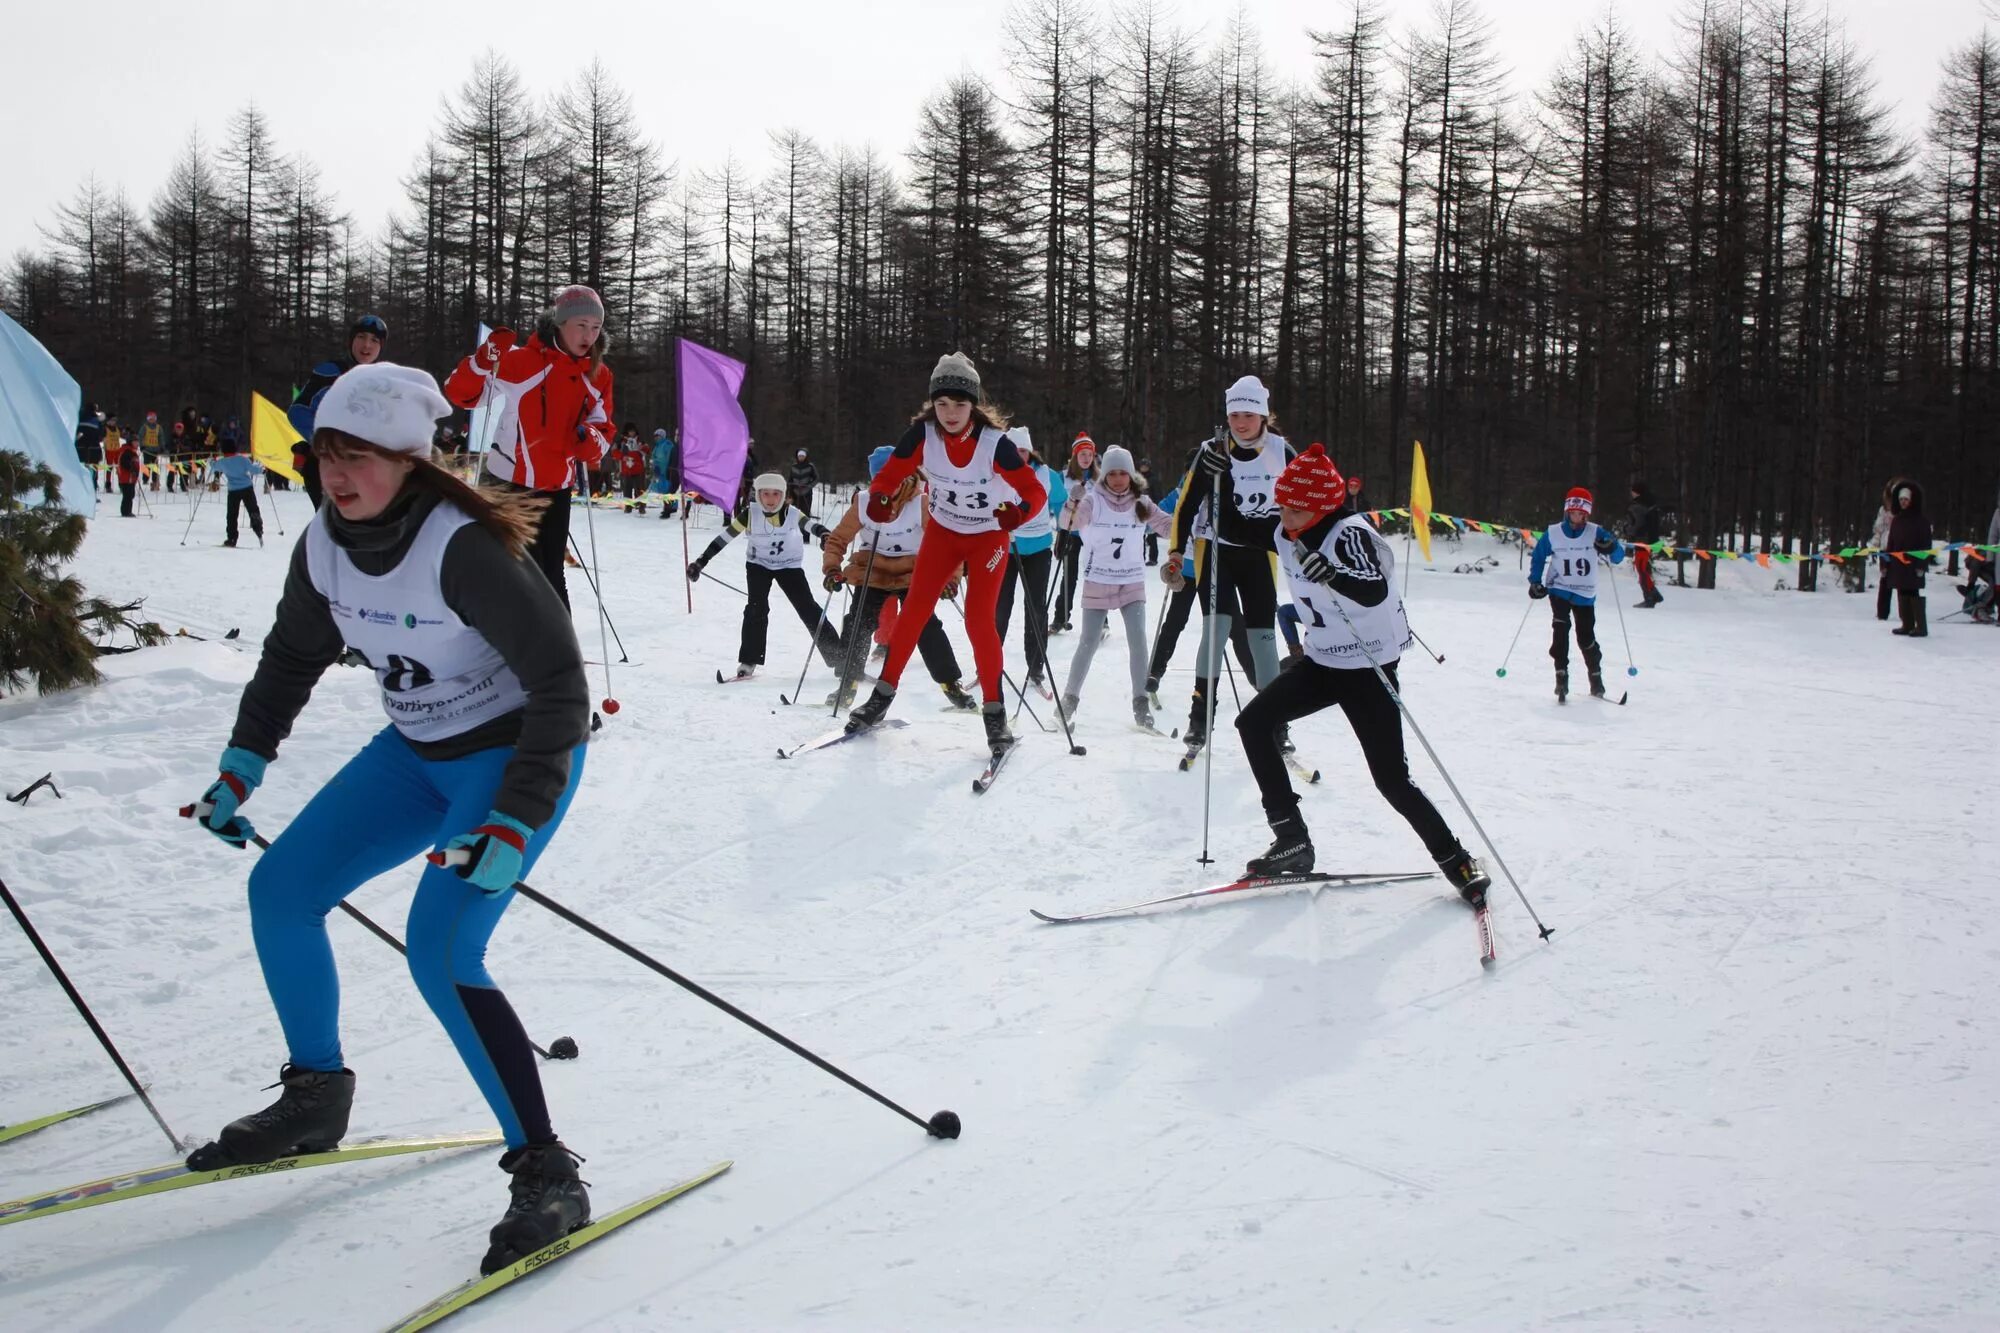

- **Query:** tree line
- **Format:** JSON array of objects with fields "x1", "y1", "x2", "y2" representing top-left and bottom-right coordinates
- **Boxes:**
[{"x1": 6, "y1": 1, "x2": 1998, "y2": 550}]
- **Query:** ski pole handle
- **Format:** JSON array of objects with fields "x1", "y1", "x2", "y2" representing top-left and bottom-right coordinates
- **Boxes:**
[
  {"x1": 178, "y1": 802, "x2": 209, "y2": 820},
  {"x1": 426, "y1": 849, "x2": 473, "y2": 869}
]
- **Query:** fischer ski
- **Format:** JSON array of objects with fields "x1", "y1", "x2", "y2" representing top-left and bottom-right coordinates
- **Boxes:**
[
  {"x1": 972, "y1": 744, "x2": 1017, "y2": 795},
  {"x1": 1031, "y1": 870, "x2": 1436, "y2": 924},
  {"x1": 0, "y1": 1091, "x2": 138, "y2": 1146},
  {"x1": 382, "y1": 1161, "x2": 733, "y2": 1332},
  {"x1": 0, "y1": 1132, "x2": 502, "y2": 1228},
  {"x1": 778, "y1": 718, "x2": 909, "y2": 758}
]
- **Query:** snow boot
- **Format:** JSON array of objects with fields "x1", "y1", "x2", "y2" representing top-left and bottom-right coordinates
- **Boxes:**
[
  {"x1": 982, "y1": 700, "x2": 1016, "y2": 756},
  {"x1": 1245, "y1": 815, "x2": 1315, "y2": 877},
  {"x1": 481, "y1": 1142, "x2": 591, "y2": 1275},
  {"x1": 185, "y1": 1064, "x2": 355, "y2": 1170},
  {"x1": 845, "y1": 682, "x2": 896, "y2": 733},
  {"x1": 1438, "y1": 849, "x2": 1492, "y2": 908},
  {"x1": 1133, "y1": 695, "x2": 1155, "y2": 730},
  {"x1": 1588, "y1": 670, "x2": 1607, "y2": 698},
  {"x1": 941, "y1": 679, "x2": 980, "y2": 711}
]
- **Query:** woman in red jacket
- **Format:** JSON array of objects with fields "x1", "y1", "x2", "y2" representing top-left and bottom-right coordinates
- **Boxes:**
[
  {"x1": 445, "y1": 285, "x2": 614, "y2": 608},
  {"x1": 845, "y1": 353, "x2": 1047, "y2": 758},
  {"x1": 115, "y1": 435, "x2": 144, "y2": 516}
]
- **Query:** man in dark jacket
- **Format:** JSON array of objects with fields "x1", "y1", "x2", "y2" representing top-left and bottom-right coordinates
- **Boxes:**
[
  {"x1": 788, "y1": 448, "x2": 819, "y2": 516},
  {"x1": 1625, "y1": 481, "x2": 1665, "y2": 607},
  {"x1": 288, "y1": 314, "x2": 388, "y2": 509},
  {"x1": 1883, "y1": 478, "x2": 1932, "y2": 637}
]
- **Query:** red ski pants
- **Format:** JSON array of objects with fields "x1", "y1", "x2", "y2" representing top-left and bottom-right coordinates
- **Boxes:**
[{"x1": 883, "y1": 524, "x2": 1009, "y2": 702}]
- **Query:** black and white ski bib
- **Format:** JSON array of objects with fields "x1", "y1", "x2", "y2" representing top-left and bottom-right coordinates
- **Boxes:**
[
  {"x1": 304, "y1": 504, "x2": 529, "y2": 742},
  {"x1": 746, "y1": 504, "x2": 805, "y2": 570},
  {"x1": 1280, "y1": 515, "x2": 1412, "y2": 668},
  {"x1": 1218, "y1": 433, "x2": 1285, "y2": 543},
  {"x1": 1543, "y1": 522, "x2": 1602, "y2": 601},
  {"x1": 923, "y1": 425, "x2": 1005, "y2": 535}
]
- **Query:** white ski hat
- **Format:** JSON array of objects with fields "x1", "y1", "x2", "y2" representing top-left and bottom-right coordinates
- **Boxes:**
[
  {"x1": 753, "y1": 472, "x2": 786, "y2": 492},
  {"x1": 314, "y1": 362, "x2": 450, "y2": 457},
  {"x1": 1225, "y1": 375, "x2": 1270, "y2": 416},
  {"x1": 1004, "y1": 425, "x2": 1034, "y2": 456},
  {"x1": 1100, "y1": 445, "x2": 1137, "y2": 476}
]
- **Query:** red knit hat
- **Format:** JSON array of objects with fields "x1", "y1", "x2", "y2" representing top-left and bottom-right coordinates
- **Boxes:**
[
  {"x1": 1274, "y1": 443, "x2": 1346, "y2": 517},
  {"x1": 1564, "y1": 487, "x2": 1593, "y2": 515},
  {"x1": 1071, "y1": 433, "x2": 1096, "y2": 458}
]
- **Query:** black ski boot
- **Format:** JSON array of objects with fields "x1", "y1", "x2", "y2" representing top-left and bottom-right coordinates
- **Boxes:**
[
  {"x1": 1133, "y1": 694, "x2": 1155, "y2": 730},
  {"x1": 941, "y1": 679, "x2": 979, "y2": 711},
  {"x1": 1554, "y1": 668, "x2": 1569, "y2": 704},
  {"x1": 185, "y1": 1064, "x2": 355, "y2": 1170},
  {"x1": 481, "y1": 1142, "x2": 591, "y2": 1275},
  {"x1": 1183, "y1": 679, "x2": 1212, "y2": 751},
  {"x1": 981, "y1": 700, "x2": 1016, "y2": 756},
  {"x1": 1588, "y1": 670, "x2": 1607, "y2": 698},
  {"x1": 845, "y1": 682, "x2": 896, "y2": 733},
  {"x1": 1278, "y1": 724, "x2": 1296, "y2": 755},
  {"x1": 1246, "y1": 816, "x2": 1315, "y2": 877},
  {"x1": 1438, "y1": 849, "x2": 1492, "y2": 908}
]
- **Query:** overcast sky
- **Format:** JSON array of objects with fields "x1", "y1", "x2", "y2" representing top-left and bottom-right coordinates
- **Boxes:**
[{"x1": 5, "y1": 0, "x2": 1984, "y2": 263}]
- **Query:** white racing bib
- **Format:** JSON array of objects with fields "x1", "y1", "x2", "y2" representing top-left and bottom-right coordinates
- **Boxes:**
[
  {"x1": 1279, "y1": 515, "x2": 1411, "y2": 668},
  {"x1": 1001, "y1": 463, "x2": 1055, "y2": 542},
  {"x1": 1543, "y1": 522, "x2": 1602, "y2": 599},
  {"x1": 856, "y1": 489, "x2": 924, "y2": 557},
  {"x1": 923, "y1": 425, "x2": 1005, "y2": 535},
  {"x1": 746, "y1": 504, "x2": 805, "y2": 570},
  {"x1": 1081, "y1": 487, "x2": 1148, "y2": 585},
  {"x1": 304, "y1": 503, "x2": 529, "y2": 742}
]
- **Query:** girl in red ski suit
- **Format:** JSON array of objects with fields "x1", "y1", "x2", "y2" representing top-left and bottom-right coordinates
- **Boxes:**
[{"x1": 845, "y1": 353, "x2": 1046, "y2": 751}]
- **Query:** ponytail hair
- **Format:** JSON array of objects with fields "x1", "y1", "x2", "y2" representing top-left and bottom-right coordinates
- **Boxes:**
[{"x1": 312, "y1": 429, "x2": 546, "y2": 558}]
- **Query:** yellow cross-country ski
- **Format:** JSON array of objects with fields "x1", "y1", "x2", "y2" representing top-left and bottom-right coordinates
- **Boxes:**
[
  {"x1": 0, "y1": 1091, "x2": 140, "y2": 1146},
  {"x1": 0, "y1": 1132, "x2": 502, "y2": 1228},
  {"x1": 383, "y1": 1160, "x2": 733, "y2": 1332}
]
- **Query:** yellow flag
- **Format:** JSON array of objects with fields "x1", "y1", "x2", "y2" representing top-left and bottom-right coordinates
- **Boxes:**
[
  {"x1": 250, "y1": 391, "x2": 305, "y2": 483},
  {"x1": 1409, "y1": 440, "x2": 1434, "y2": 564}
]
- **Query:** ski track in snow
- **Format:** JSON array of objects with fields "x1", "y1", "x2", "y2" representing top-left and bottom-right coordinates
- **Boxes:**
[{"x1": 1, "y1": 493, "x2": 1996, "y2": 1330}]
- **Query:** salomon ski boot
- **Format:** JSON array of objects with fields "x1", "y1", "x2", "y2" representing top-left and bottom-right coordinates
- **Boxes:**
[
  {"x1": 1438, "y1": 849, "x2": 1492, "y2": 908},
  {"x1": 982, "y1": 700, "x2": 1016, "y2": 757},
  {"x1": 185, "y1": 1065, "x2": 355, "y2": 1170},
  {"x1": 845, "y1": 683, "x2": 896, "y2": 733},
  {"x1": 1246, "y1": 816, "x2": 1315, "y2": 877},
  {"x1": 481, "y1": 1142, "x2": 591, "y2": 1275},
  {"x1": 941, "y1": 679, "x2": 980, "y2": 711}
]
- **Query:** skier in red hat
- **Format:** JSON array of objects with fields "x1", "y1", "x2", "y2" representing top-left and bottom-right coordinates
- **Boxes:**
[{"x1": 1527, "y1": 487, "x2": 1626, "y2": 702}]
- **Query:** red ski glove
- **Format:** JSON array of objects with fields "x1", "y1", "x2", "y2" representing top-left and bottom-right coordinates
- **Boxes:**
[
  {"x1": 475, "y1": 327, "x2": 517, "y2": 372},
  {"x1": 865, "y1": 488, "x2": 899, "y2": 524},
  {"x1": 994, "y1": 502, "x2": 1030, "y2": 532}
]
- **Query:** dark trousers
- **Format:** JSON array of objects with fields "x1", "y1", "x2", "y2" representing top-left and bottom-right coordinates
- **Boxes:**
[
  {"x1": 743, "y1": 564, "x2": 842, "y2": 667},
  {"x1": 1051, "y1": 534, "x2": 1081, "y2": 628},
  {"x1": 621, "y1": 474, "x2": 645, "y2": 499},
  {"x1": 522, "y1": 488, "x2": 573, "y2": 609},
  {"x1": 225, "y1": 488, "x2": 263, "y2": 543},
  {"x1": 996, "y1": 546, "x2": 1053, "y2": 679},
  {"x1": 1633, "y1": 546, "x2": 1659, "y2": 601},
  {"x1": 1896, "y1": 576, "x2": 1929, "y2": 636},
  {"x1": 1235, "y1": 658, "x2": 1458, "y2": 857},
  {"x1": 1150, "y1": 546, "x2": 1257, "y2": 685},
  {"x1": 1550, "y1": 599, "x2": 1602, "y2": 674},
  {"x1": 1876, "y1": 573, "x2": 1894, "y2": 621},
  {"x1": 303, "y1": 455, "x2": 323, "y2": 510},
  {"x1": 119, "y1": 481, "x2": 138, "y2": 515},
  {"x1": 838, "y1": 584, "x2": 963, "y2": 686}
]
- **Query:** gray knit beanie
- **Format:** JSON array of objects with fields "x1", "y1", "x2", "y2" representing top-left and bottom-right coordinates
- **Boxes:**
[
  {"x1": 928, "y1": 352, "x2": 981, "y2": 402},
  {"x1": 552, "y1": 285, "x2": 605, "y2": 324}
]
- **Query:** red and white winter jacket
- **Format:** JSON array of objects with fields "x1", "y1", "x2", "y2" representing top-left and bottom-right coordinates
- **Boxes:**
[{"x1": 445, "y1": 332, "x2": 615, "y2": 491}]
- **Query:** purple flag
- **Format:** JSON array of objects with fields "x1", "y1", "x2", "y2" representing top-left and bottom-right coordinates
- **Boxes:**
[{"x1": 676, "y1": 338, "x2": 750, "y2": 510}]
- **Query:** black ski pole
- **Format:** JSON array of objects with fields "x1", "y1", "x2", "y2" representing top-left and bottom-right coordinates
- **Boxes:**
[
  {"x1": 178, "y1": 474, "x2": 207, "y2": 546},
  {"x1": 0, "y1": 873, "x2": 185, "y2": 1151},
  {"x1": 175, "y1": 812, "x2": 580, "y2": 1061},
  {"x1": 1017, "y1": 570, "x2": 1086, "y2": 755},
  {"x1": 784, "y1": 574, "x2": 841, "y2": 709},
  {"x1": 811, "y1": 525, "x2": 880, "y2": 713},
  {"x1": 426, "y1": 850, "x2": 960, "y2": 1140},
  {"x1": 565, "y1": 532, "x2": 630, "y2": 663},
  {"x1": 944, "y1": 589, "x2": 1050, "y2": 734}
]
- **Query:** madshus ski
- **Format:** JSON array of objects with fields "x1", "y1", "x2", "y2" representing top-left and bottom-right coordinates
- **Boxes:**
[
  {"x1": 384, "y1": 1161, "x2": 732, "y2": 1332},
  {"x1": 1032, "y1": 870, "x2": 1436, "y2": 924},
  {"x1": 778, "y1": 718, "x2": 909, "y2": 758},
  {"x1": 0, "y1": 1132, "x2": 501, "y2": 1228},
  {"x1": 0, "y1": 1091, "x2": 139, "y2": 1146}
]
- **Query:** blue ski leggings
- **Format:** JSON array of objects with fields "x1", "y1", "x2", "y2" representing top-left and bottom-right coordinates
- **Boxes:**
[{"x1": 248, "y1": 727, "x2": 585, "y2": 1149}]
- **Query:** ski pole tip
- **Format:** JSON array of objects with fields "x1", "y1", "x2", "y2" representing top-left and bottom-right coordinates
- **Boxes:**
[
  {"x1": 1538, "y1": 925, "x2": 1556, "y2": 941},
  {"x1": 927, "y1": 1109, "x2": 962, "y2": 1140},
  {"x1": 547, "y1": 1036, "x2": 580, "y2": 1060}
]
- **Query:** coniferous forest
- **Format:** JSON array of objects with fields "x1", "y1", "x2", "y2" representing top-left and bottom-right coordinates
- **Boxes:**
[{"x1": 7, "y1": 0, "x2": 1999, "y2": 551}]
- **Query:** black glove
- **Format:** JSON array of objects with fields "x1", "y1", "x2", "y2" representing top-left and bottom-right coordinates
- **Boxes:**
[
  {"x1": 687, "y1": 559, "x2": 706, "y2": 582},
  {"x1": 1298, "y1": 548, "x2": 1337, "y2": 585},
  {"x1": 1196, "y1": 442, "x2": 1229, "y2": 478},
  {"x1": 1529, "y1": 582, "x2": 1549, "y2": 600},
  {"x1": 809, "y1": 523, "x2": 830, "y2": 544},
  {"x1": 1593, "y1": 533, "x2": 1614, "y2": 555}
]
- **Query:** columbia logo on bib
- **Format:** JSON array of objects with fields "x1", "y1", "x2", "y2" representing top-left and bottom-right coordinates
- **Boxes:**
[{"x1": 305, "y1": 504, "x2": 529, "y2": 741}]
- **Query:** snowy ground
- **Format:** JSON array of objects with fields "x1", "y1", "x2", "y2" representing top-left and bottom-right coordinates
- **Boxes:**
[{"x1": 2, "y1": 483, "x2": 1995, "y2": 1332}]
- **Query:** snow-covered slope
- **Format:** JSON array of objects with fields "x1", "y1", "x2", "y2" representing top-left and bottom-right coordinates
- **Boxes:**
[{"x1": 2, "y1": 487, "x2": 1994, "y2": 1331}]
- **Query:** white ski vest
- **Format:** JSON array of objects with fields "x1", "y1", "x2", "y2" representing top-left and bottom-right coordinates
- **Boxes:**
[
  {"x1": 1279, "y1": 514, "x2": 1412, "y2": 669},
  {"x1": 304, "y1": 503, "x2": 529, "y2": 742},
  {"x1": 923, "y1": 424, "x2": 1005, "y2": 535},
  {"x1": 1081, "y1": 487, "x2": 1149, "y2": 585},
  {"x1": 1543, "y1": 522, "x2": 1602, "y2": 601},
  {"x1": 856, "y1": 489, "x2": 924, "y2": 557},
  {"x1": 745, "y1": 504, "x2": 805, "y2": 571},
  {"x1": 1002, "y1": 463, "x2": 1056, "y2": 542}
]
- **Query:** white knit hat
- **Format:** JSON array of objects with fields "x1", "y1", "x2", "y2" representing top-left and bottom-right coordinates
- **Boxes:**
[
  {"x1": 753, "y1": 472, "x2": 786, "y2": 493},
  {"x1": 1100, "y1": 445, "x2": 1136, "y2": 476},
  {"x1": 314, "y1": 363, "x2": 450, "y2": 457},
  {"x1": 1225, "y1": 375, "x2": 1270, "y2": 416}
]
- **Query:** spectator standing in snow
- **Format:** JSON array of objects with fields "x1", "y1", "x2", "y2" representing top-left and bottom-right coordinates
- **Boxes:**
[
  {"x1": 1883, "y1": 478, "x2": 1932, "y2": 638},
  {"x1": 1870, "y1": 481, "x2": 1897, "y2": 621},
  {"x1": 1625, "y1": 480, "x2": 1665, "y2": 607},
  {"x1": 788, "y1": 448, "x2": 820, "y2": 516}
]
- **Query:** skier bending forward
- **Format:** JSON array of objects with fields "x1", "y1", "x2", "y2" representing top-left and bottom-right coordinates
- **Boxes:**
[
  {"x1": 184, "y1": 363, "x2": 594, "y2": 1275},
  {"x1": 1231, "y1": 443, "x2": 1492, "y2": 906}
]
